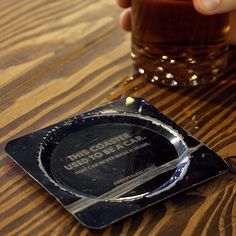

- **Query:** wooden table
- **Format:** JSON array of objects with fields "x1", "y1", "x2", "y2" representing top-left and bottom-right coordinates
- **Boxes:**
[{"x1": 0, "y1": 0, "x2": 235, "y2": 235}]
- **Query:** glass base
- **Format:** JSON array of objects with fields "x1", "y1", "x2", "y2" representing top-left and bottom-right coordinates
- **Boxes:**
[{"x1": 132, "y1": 42, "x2": 229, "y2": 87}]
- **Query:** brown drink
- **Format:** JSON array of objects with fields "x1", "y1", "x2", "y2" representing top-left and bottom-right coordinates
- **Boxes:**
[{"x1": 132, "y1": 0, "x2": 230, "y2": 86}]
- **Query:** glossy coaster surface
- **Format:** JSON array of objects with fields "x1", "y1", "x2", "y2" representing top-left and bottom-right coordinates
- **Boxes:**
[
  {"x1": 5, "y1": 98, "x2": 228, "y2": 229},
  {"x1": 40, "y1": 114, "x2": 188, "y2": 200}
]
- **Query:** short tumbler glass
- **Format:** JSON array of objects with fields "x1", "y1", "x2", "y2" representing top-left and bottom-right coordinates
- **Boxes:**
[{"x1": 131, "y1": 0, "x2": 230, "y2": 86}]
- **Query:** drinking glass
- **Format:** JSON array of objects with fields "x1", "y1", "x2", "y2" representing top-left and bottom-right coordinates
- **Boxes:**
[{"x1": 131, "y1": 0, "x2": 230, "y2": 86}]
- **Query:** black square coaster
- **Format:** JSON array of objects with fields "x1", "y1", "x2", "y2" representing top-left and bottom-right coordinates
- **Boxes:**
[{"x1": 5, "y1": 97, "x2": 228, "y2": 229}]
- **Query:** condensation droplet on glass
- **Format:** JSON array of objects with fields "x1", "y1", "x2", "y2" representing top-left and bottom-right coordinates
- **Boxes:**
[
  {"x1": 144, "y1": 46, "x2": 150, "y2": 52},
  {"x1": 151, "y1": 76, "x2": 159, "y2": 83},
  {"x1": 162, "y1": 55, "x2": 168, "y2": 60},
  {"x1": 127, "y1": 76, "x2": 134, "y2": 81},
  {"x1": 157, "y1": 66, "x2": 164, "y2": 72},
  {"x1": 171, "y1": 80, "x2": 178, "y2": 86},
  {"x1": 188, "y1": 69, "x2": 194, "y2": 74},
  {"x1": 138, "y1": 68, "x2": 145, "y2": 74},
  {"x1": 131, "y1": 52, "x2": 136, "y2": 59},
  {"x1": 189, "y1": 59, "x2": 196, "y2": 64},
  {"x1": 190, "y1": 74, "x2": 198, "y2": 81},
  {"x1": 191, "y1": 80, "x2": 198, "y2": 86},
  {"x1": 212, "y1": 68, "x2": 219, "y2": 74},
  {"x1": 166, "y1": 73, "x2": 174, "y2": 79}
]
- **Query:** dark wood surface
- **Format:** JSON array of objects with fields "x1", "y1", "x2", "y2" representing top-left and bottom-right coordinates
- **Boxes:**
[{"x1": 0, "y1": 0, "x2": 235, "y2": 235}]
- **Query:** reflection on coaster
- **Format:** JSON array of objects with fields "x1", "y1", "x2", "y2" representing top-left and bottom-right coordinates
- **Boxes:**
[{"x1": 5, "y1": 97, "x2": 228, "y2": 229}]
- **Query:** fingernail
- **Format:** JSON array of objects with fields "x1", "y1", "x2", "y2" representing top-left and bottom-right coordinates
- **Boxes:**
[{"x1": 199, "y1": 0, "x2": 221, "y2": 11}]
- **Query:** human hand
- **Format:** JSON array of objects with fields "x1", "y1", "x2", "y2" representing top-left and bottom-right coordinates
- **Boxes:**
[{"x1": 116, "y1": 0, "x2": 236, "y2": 44}]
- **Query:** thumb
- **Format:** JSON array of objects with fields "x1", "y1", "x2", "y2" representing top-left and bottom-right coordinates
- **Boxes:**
[{"x1": 193, "y1": 0, "x2": 236, "y2": 15}]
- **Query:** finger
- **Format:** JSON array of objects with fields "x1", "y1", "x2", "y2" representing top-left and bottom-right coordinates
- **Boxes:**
[
  {"x1": 119, "y1": 8, "x2": 132, "y2": 31},
  {"x1": 193, "y1": 0, "x2": 236, "y2": 15},
  {"x1": 116, "y1": 0, "x2": 131, "y2": 9}
]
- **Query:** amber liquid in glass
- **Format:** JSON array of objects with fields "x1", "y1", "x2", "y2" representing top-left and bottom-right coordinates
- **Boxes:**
[{"x1": 132, "y1": 0, "x2": 230, "y2": 86}]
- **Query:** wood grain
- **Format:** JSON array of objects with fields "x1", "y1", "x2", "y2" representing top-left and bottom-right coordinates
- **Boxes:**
[{"x1": 0, "y1": 0, "x2": 235, "y2": 235}]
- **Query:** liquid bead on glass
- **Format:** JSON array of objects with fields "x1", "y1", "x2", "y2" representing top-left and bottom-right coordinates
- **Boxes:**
[{"x1": 132, "y1": 0, "x2": 230, "y2": 86}]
